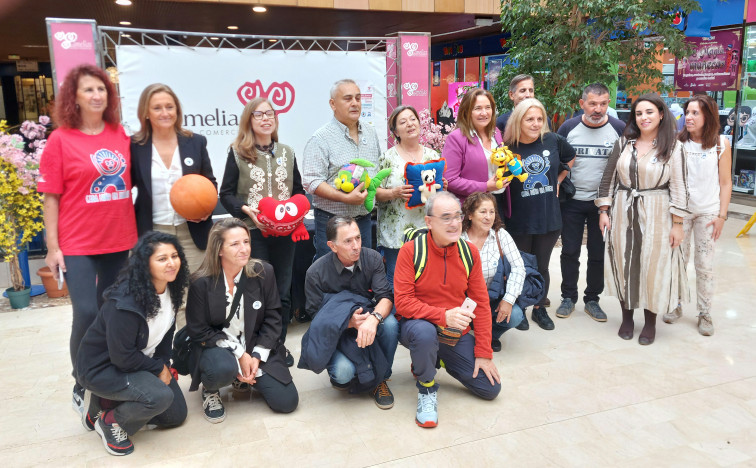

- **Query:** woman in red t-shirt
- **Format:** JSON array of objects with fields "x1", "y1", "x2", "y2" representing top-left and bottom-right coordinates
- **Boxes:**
[{"x1": 39, "y1": 64, "x2": 137, "y2": 416}]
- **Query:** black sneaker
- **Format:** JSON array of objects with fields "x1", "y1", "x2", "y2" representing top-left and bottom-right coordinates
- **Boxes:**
[
  {"x1": 532, "y1": 308, "x2": 555, "y2": 330},
  {"x1": 95, "y1": 413, "x2": 134, "y2": 456},
  {"x1": 372, "y1": 380, "x2": 394, "y2": 409},
  {"x1": 81, "y1": 390, "x2": 103, "y2": 431},
  {"x1": 284, "y1": 349, "x2": 295, "y2": 367},
  {"x1": 516, "y1": 313, "x2": 529, "y2": 330},
  {"x1": 202, "y1": 388, "x2": 226, "y2": 423},
  {"x1": 491, "y1": 338, "x2": 502, "y2": 352},
  {"x1": 72, "y1": 384, "x2": 84, "y2": 416}
]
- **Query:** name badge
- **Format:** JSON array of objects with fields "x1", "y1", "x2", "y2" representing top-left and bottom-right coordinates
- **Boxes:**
[{"x1": 184, "y1": 157, "x2": 194, "y2": 166}]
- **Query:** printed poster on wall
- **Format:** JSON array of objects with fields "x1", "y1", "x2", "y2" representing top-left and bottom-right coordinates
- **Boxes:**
[
  {"x1": 674, "y1": 29, "x2": 741, "y2": 91},
  {"x1": 448, "y1": 81, "x2": 482, "y2": 118}
]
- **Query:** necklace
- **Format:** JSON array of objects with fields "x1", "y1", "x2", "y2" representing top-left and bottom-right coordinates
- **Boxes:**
[
  {"x1": 398, "y1": 143, "x2": 423, "y2": 163},
  {"x1": 79, "y1": 122, "x2": 105, "y2": 135}
]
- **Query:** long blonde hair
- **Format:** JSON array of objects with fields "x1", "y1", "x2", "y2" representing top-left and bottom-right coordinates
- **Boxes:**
[
  {"x1": 132, "y1": 83, "x2": 192, "y2": 144},
  {"x1": 232, "y1": 97, "x2": 279, "y2": 163},
  {"x1": 192, "y1": 218, "x2": 263, "y2": 283},
  {"x1": 503, "y1": 98, "x2": 549, "y2": 146}
]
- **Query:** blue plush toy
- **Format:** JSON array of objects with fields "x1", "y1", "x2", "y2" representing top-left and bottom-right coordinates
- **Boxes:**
[{"x1": 404, "y1": 158, "x2": 446, "y2": 209}]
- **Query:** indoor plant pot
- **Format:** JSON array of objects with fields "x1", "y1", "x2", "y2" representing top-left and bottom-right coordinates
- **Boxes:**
[
  {"x1": 36, "y1": 266, "x2": 68, "y2": 298},
  {"x1": 5, "y1": 286, "x2": 31, "y2": 309}
]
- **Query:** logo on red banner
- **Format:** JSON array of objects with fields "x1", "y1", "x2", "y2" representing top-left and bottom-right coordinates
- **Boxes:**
[
  {"x1": 53, "y1": 31, "x2": 93, "y2": 51},
  {"x1": 237, "y1": 80, "x2": 296, "y2": 114},
  {"x1": 402, "y1": 82, "x2": 428, "y2": 97},
  {"x1": 402, "y1": 42, "x2": 428, "y2": 58}
]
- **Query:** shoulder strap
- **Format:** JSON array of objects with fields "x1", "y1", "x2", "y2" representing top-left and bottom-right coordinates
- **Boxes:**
[
  {"x1": 223, "y1": 273, "x2": 247, "y2": 328},
  {"x1": 494, "y1": 230, "x2": 505, "y2": 261},
  {"x1": 456, "y1": 239, "x2": 473, "y2": 277},
  {"x1": 412, "y1": 234, "x2": 428, "y2": 281}
]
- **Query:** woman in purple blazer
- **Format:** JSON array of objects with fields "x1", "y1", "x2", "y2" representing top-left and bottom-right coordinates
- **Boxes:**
[{"x1": 443, "y1": 88, "x2": 511, "y2": 217}]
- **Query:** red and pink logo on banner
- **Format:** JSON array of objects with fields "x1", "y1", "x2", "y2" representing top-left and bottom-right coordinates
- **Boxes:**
[
  {"x1": 399, "y1": 35, "x2": 430, "y2": 111},
  {"x1": 49, "y1": 22, "x2": 98, "y2": 90}
]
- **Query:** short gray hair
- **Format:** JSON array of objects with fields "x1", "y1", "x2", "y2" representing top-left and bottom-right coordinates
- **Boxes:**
[
  {"x1": 509, "y1": 74, "x2": 534, "y2": 94},
  {"x1": 326, "y1": 215, "x2": 356, "y2": 242},
  {"x1": 582, "y1": 83, "x2": 610, "y2": 100},
  {"x1": 330, "y1": 79, "x2": 358, "y2": 99},
  {"x1": 425, "y1": 191, "x2": 460, "y2": 217}
]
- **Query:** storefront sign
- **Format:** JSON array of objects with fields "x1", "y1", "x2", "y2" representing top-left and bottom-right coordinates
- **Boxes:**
[
  {"x1": 448, "y1": 81, "x2": 482, "y2": 118},
  {"x1": 674, "y1": 29, "x2": 741, "y2": 91},
  {"x1": 16, "y1": 60, "x2": 38, "y2": 72},
  {"x1": 46, "y1": 18, "x2": 101, "y2": 91}
]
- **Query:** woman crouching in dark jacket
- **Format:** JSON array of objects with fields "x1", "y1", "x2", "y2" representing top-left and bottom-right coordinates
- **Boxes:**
[{"x1": 75, "y1": 231, "x2": 190, "y2": 456}]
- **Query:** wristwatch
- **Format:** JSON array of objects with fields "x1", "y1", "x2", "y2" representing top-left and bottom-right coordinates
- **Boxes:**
[
  {"x1": 718, "y1": 214, "x2": 728, "y2": 221},
  {"x1": 369, "y1": 310, "x2": 385, "y2": 324}
]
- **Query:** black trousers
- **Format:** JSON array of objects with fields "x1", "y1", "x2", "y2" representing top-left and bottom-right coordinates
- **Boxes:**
[
  {"x1": 559, "y1": 199, "x2": 604, "y2": 304},
  {"x1": 510, "y1": 230, "x2": 561, "y2": 308}
]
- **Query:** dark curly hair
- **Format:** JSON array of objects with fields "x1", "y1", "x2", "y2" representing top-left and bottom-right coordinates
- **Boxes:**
[
  {"x1": 462, "y1": 192, "x2": 504, "y2": 233},
  {"x1": 107, "y1": 231, "x2": 190, "y2": 319},
  {"x1": 54, "y1": 64, "x2": 120, "y2": 129}
]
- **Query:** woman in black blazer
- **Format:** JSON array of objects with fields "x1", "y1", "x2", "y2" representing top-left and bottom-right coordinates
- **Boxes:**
[
  {"x1": 185, "y1": 218, "x2": 298, "y2": 424},
  {"x1": 76, "y1": 231, "x2": 190, "y2": 456},
  {"x1": 131, "y1": 83, "x2": 217, "y2": 275}
]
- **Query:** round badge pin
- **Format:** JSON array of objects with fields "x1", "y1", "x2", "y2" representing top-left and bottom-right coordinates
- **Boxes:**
[
  {"x1": 253, "y1": 300, "x2": 262, "y2": 310},
  {"x1": 543, "y1": 150, "x2": 550, "y2": 157},
  {"x1": 184, "y1": 157, "x2": 194, "y2": 166}
]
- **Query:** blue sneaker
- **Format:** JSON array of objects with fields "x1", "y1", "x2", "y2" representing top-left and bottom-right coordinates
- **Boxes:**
[{"x1": 415, "y1": 390, "x2": 438, "y2": 428}]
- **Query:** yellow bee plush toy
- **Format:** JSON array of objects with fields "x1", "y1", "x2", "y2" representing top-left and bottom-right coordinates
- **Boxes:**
[{"x1": 490, "y1": 146, "x2": 529, "y2": 189}]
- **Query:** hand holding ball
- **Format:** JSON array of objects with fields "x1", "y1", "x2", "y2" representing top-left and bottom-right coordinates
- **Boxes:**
[{"x1": 169, "y1": 174, "x2": 217, "y2": 220}]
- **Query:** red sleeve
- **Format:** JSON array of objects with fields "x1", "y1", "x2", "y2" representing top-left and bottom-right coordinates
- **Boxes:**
[
  {"x1": 393, "y1": 242, "x2": 448, "y2": 326},
  {"x1": 37, "y1": 130, "x2": 63, "y2": 194},
  {"x1": 467, "y1": 244, "x2": 493, "y2": 358}
]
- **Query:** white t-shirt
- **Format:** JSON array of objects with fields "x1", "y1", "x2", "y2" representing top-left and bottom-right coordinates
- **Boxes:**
[
  {"x1": 151, "y1": 145, "x2": 186, "y2": 225},
  {"x1": 142, "y1": 290, "x2": 175, "y2": 358},
  {"x1": 684, "y1": 137, "x2": 725, "y2": 215}
]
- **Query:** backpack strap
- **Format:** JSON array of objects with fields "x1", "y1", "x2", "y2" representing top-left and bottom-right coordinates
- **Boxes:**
[
  {"x1": 413, "y1": 234, "x2": 429, "y2": 281},
  {"x1": 456, "y1": 239, "x2": 473, "y2": 277}
]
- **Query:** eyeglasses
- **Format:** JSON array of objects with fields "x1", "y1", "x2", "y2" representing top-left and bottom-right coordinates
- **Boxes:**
[
  {"x1": 429, "y1": 212, "x2": 464, "y2": 225},
  {"x1": 252, "y1": 110, "x2": 276, "y2": 120}
]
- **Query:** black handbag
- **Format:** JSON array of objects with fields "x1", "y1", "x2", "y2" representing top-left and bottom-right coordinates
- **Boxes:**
[{"x1": 171, "y1": 274, "x2": 247, "y2": 375}]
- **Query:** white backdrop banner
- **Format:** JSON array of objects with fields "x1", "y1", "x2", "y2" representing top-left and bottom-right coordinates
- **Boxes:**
[{"x1": 116, "y1": 45, "x2": 388, "y2": 177}]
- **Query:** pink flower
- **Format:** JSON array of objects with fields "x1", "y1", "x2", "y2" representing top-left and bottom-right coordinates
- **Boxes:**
[{"x1": 39, "y1": 116, "x2": 50, "y2": 125}]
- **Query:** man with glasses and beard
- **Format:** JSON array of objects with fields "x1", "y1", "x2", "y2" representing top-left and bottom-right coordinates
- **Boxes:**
[{"x1": 555, "y1": 83, "x2": 625, "y2": 323}]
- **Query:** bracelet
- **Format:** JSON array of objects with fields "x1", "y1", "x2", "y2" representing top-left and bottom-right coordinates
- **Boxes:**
[
  {"x1": 673, "y1": 221, "x2": 683, "y2": 225},
  {"x1": 598, "y1": 209, "x2": 608, "y2": 215},
  {"x1": 718, "y1": 214, "x2": 728, "y2": 221}
]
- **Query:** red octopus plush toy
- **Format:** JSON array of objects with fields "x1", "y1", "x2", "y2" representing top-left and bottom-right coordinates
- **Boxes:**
[{"x1": 256, "y1": 194, "x2": 310, "y2": 242}]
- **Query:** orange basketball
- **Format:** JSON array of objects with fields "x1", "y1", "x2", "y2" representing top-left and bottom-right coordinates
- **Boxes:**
[{"x1": 170, "y1": 174, "x2": 217, "y2": 220}]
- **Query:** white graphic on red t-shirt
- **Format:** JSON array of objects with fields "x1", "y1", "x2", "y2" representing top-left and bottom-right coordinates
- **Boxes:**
[{"x1": 86, "y1": 149, "x2": 130, "y2": 203}]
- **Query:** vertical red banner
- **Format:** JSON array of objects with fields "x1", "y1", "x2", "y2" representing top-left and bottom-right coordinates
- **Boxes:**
[
  {"x1": 386, "y1": 38, "x2": 399, "y2": 147},
  {"x1": 46, "y1": 19, "x2": 101, "y2": 91},
  {"x1": 398, "y1": 33, "x2": 430, "y2": 115}
]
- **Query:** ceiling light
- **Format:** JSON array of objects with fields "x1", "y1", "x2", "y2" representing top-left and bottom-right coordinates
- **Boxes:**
[
  {"x1": 22, "y1": 45, "x2": 48, "y2": 48},
  {"x1": 8, "y1": 54, "x2": 20, "y2": 60},
  {"x1": 119, "y1": 21, "x2": 131, "y2": 25},
  {"x1": 268, "y1": 39, "x2": 277, "y2": 43},
  {"x1": 253, "y1": 6, "x2": 267, "y2": 13},
  {"x1": 115, "y1": 0, "x2": 132, "y2": 5},
  {"x1": 227, "y1": 26, "x2": 238, "y2": 30},
  {"x1": 121, "y1": 34, "x2": 131, "y2": 38},
  {"x1": 210, "y1": 37, "x2": 219, "y2": 40}
]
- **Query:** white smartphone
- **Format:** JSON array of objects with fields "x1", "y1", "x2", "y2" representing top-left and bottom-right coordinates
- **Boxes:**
[
  {"x1": 57, "y1": 265, "x2": 64, "y2": 290},
  {"x1": 603, "y1": 226, "x2": 608, "y2": 241},
  {"x1": 460, "y1": 297, "x2": 477, "y2": 313}
]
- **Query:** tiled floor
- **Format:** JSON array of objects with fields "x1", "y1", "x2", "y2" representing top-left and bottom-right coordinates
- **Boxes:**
[{"x1": 1, "y1": 205, "x2": 755, "y2": 467}]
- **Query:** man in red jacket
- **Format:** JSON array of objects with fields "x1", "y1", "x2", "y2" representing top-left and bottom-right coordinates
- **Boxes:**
[{"x1": 394, "y1": 192, "x2": 501, "y2": 428}]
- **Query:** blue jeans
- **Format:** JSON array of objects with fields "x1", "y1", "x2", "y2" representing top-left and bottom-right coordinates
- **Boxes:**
[
  {"x1": 399, "y1": 318, "x2": 501, "y2": 400},
  {"x1": 327, "y1": 313, "x2": 399, "y2": 385},
  {"x1": 250, "y1": 228, "x2": 295, "y2": 341},
  {"x1": 313, "y1": 208, "x2": 372, "y2": 261},
  {"x1": 88, "y1": 371, "x2": 187, "y2": 436},
  {"x1": 381, "y1": 247, "x2": 400, "y2": 291},
  {"x1": 490, "y1": 298, "x2": 524, "y2": 340}
]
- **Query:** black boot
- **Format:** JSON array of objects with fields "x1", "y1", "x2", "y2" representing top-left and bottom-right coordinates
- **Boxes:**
[
  {"x1": 639, "y1": 309, "x2": 657, "y2": 345},
  {"x1": 618, "y1": 307, "x2": 634, "y2": 340}
]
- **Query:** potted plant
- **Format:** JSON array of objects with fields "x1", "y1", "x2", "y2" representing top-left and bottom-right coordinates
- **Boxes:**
[{"x1": 0, "y1": 117, "x2": 47, "y2": 308}]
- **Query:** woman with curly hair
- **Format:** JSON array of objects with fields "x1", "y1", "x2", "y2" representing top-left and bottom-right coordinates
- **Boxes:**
[
  {"x1": 186, "y1": 218, "x2": 298, "y2": 424},
  {"x1": 75, "y1": 231, "x2": 190, "y2": 456},
  {"x1": 38, "y1": 64, "x2": 137, "y2": 413}
]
